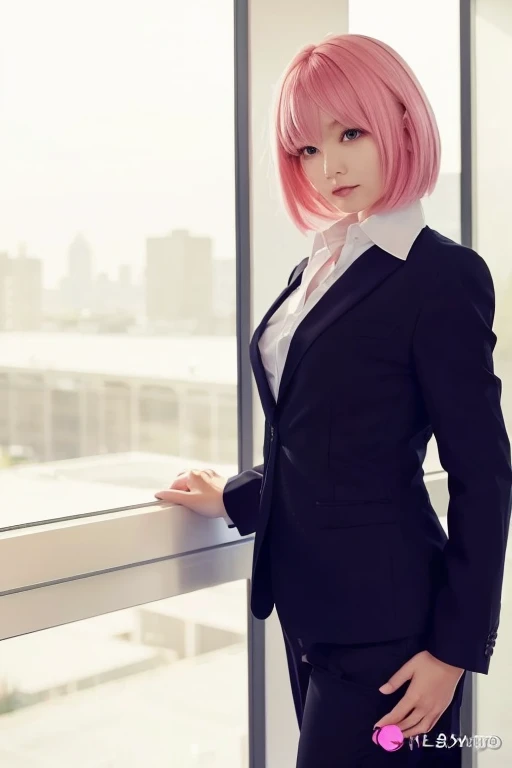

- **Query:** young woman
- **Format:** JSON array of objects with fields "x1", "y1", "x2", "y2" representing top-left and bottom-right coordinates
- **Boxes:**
[{"x1": 155, "y1": 33, "x2": 512, "y2": 767}]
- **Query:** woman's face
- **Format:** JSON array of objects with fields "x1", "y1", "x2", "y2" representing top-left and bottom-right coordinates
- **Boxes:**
[{"x1": 298, "y1": 109, "x2": 384, "y2": 220}]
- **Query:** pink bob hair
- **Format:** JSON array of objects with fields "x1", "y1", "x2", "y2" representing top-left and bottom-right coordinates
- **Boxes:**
[{"x1": 271, "y1": 33, "x2": 441, "y2": 234}]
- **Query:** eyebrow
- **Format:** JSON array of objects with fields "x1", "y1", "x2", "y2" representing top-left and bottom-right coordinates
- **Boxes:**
[{"x1": 326, "y1": 119, "x2": 349, "y2": 133}]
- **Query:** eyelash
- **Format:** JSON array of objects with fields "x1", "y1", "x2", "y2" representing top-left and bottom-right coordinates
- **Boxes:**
[{"x1": 298, "y1": 129, "x2": 364, "y2": 158}]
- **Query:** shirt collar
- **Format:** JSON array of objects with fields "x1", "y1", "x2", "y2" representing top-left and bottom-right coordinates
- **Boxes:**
[{"x1": 311, "y1": 199, "x2": 426, "y2": 262}]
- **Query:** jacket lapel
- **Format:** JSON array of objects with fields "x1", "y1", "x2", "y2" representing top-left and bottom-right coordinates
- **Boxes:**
[{"x1": 250, "y1": 244, "x2": 404, "y2": 421}]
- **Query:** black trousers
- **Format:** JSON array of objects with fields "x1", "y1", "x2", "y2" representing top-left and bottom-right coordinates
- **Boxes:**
[{"x1": 290, "y1": 631, "x2": 467, "y2": 768}]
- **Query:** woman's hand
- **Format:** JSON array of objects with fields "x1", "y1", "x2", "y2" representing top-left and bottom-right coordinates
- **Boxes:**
[
  {"x1": 154, "y1": 468, "x2": 229, "y2": 521},
  {"x1": 373, "y1": 650, "x2": 464, "y2": 738}
]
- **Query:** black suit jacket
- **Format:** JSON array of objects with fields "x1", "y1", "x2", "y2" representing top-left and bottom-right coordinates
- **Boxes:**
[{"x1": 223, "y1": 224, "x2": 512, "y2": 674}]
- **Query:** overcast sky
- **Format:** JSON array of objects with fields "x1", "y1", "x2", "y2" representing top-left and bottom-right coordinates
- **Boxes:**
[{"x1": 0, "y1": 1, "x2": 458, "y2": 290}]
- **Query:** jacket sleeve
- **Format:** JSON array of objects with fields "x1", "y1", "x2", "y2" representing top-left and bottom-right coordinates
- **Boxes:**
[
  {"x1": 222, "y1": 463, "x2": 265, "y2": 535},
  {"x1": 412, "y1": 246, "x2": 512, "y2": 674},
  {"x1": 222, "y1": 261, "x2": 302, "y2": 536}
]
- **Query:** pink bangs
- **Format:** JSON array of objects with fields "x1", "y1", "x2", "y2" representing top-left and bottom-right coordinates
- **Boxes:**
[{"x1": 271, "y1": 34, "x2": 441, "y2": 234}]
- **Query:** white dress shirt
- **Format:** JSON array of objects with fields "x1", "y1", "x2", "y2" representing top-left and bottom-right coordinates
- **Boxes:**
[{"x1": 224, "y1": 199, "x2": 426, "y2": 525}]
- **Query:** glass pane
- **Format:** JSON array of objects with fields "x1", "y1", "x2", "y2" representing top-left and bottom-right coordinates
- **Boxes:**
[
  {"x1": 0, "y1": 1, "x2": 238, "y2": 527},
  {"x1": 0, "y1": 581, "x2": 249, "y2": 767},
  {"x1": 474, "y1": 1, "x2": 512, "y2": 763},
  {"x1": 349, "y1": 0, "x2": 461, "y2": 475}
]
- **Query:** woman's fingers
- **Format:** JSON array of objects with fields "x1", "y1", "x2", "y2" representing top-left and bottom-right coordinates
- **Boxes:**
[
  {"x1": 154, "y1": 469, "x2": 226, "y2": 519},
  {"x1": 154, "y1": 469, "x2": 213, "y2": 501},
  {"x1": 163, "y1": 468, "x2": 214, "y2": 492}
]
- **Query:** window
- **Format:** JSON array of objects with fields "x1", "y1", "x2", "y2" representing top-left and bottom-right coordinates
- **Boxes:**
[{"x1": 0, "y1": 0, "x2": 237, "y2": 526}]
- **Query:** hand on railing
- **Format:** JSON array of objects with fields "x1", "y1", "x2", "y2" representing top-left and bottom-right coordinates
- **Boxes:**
[{"x1": 154, "y1": 468, "x2": 229, "y2": 521}]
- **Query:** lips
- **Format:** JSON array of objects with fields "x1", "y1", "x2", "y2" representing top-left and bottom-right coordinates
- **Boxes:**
[
  {"x1": 332, "y1": 185, "x2": 359, "y2": 197},
  {"x1": 333, "y1": 185, "x2": 357, "y2": 193}
]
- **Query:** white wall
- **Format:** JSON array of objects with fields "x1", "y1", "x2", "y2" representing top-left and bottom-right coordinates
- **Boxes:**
[{"x1": 474, "y1": 0, "x2": 512, "y2": 283}]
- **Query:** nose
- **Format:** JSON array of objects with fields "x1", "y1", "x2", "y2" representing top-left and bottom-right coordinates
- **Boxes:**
[{"x1": 324, "y1": 151, "x2": 347, "y2": 181}]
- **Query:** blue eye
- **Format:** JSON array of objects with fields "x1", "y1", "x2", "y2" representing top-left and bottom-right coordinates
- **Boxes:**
[
  {"x1": 299, "y1": 128, "x2": 363, "y2": 157},
  {"x1": 343, "y1": 128, "x2": 362, "y2": 141}
]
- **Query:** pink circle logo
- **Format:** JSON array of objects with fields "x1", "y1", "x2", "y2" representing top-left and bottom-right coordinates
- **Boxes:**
[{"x1": 372, "y1": 724, "x2": 404, "y2": 751}]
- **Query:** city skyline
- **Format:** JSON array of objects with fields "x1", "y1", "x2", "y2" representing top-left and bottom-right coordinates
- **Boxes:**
[{"x1": 0, "y1": 226, "x2": 237, "y2": 333}]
